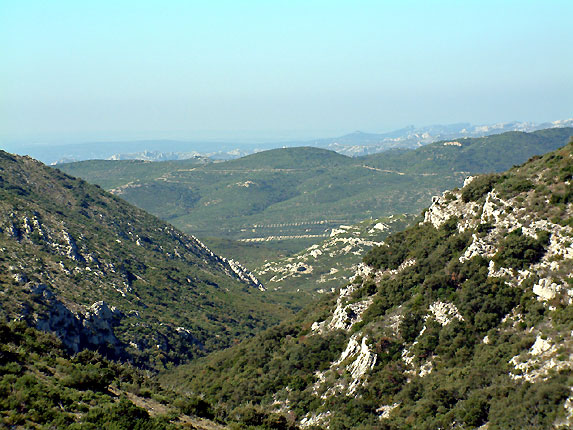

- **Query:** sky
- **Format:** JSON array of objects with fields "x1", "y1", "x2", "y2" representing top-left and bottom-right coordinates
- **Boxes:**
[{"x1": 1, "y1": 0, "x2": 573, "y2": 144}]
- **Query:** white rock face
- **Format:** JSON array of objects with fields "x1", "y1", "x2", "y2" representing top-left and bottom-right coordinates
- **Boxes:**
[
  {"x1": 226, "y1": 258, "x2": 266, "y2": 291},
  {"x1": 377, "y1": 403, "x2": 400, "y2": 419},
  {"x1": 424, "y1": 195, "x2": 460, "y2": 229},
  {"x1": 428, "y1": 301, "x2": 464, "y2": 326},
  {"x1": 351, "y1": 263, "x2": 374, "y2": 281},
  {"x1": 328, "y1": 296, "x2": 373, "y2": 332},
  {"x1": 369, "y1": 222, "x2": 388, "y2": 233},
  {"x1": 62, "y1": 230, "x2": 84, "y2": 262},
  {"x1": 300, "y1": 411, "x2": 331, "y2": 429},
  {"x1": 83, "y1": 301, "x2": 123, "y2": 346},
  {"x1": 400, "y1": 301, "x2": 463, "y2": 378},
  {"x1": 459, "y1": 233, "x2": 496, "y2": 263},
  {"x1": 385, "y1": 258, "x2": 417, "y2": 276},
  {"x1": 529, "y1": 336, "x2": 552, "y2": 356},
  {"x1": 418, "y1": 360, "x2": 433, "y2": 377},
  {"x1": 321, "y1": 284, "x2": 373, "y2": 332},
  {"x1": 464, "y1": 176, "x2": 477, "y2": 187},
  {"x1": 313, "y1": 334, "x2": 377, "y2": 398},
  {"x1": 509, "y1": 335, "x2": 572, "y2": 382},
  {"x1": 401, "y1": 344, "x2": 416, "y2": 366},
  {"x1": 532, "y1": 278, "x2": 559, "y2": 301},
  {"x1": 335, "y1": 335, "x2": 377, "y2": 394}
]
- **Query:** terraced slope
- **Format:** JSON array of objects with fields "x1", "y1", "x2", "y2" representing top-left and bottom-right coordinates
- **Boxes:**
[
  {"x1": 0, "y1": 150, "x2": 290, "y2": 369},
  {"x1": 163, "y1": 139, "x2": 573, "y2": 429},
  {"x1": 59, "y1": 129, "x2": 572, "y2": 252},
  {"x1": 254, "y1": 214, "x2": 414, "y2": 295}
]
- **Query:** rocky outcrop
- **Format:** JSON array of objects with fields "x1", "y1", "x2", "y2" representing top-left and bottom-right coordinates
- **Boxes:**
[
  {"x1": 311, "y1": 283, "x2": 373, "y2": 334},
  {"x1": 62, "y1": 230, "x2": 84, "y2": 262},
  {"x1": 423, "y1": 177, "x2": 573, "y2": 306},
  {"x1": 225, "y1": 258, "x2": 265, "y2": 291},
  {"x1": 509, "y1": 334, "x2": 573, "y2": 383},
  {"x1": 82, "y1": 301, "x2": 123, "y2": 347},
  {"x1": 22, "y1": 284, "x2": 124, "y2": 355},
  {"x1": 334, "y1": 335, "x2": 377, "y2": 395},
  {"x1": 428, "y1": 301, "x2": 464, "y2": 326},
  {"x1": 190, "y1": 236, "x2": 265, "y2": 290}
]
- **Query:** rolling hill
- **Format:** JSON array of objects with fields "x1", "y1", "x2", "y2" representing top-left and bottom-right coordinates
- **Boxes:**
[{"x1": 58, "y1": 128, "x2": 573, "y2": 254}]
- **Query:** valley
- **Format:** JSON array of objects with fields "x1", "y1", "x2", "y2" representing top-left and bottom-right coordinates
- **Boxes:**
[
  {"x1": 0, "y1": 150, "x2": 293, "y2": 370},
  {"x1": 1, "y1": 129, "x2": 572, "y2": 429},
  {"x1": 4, "y1": 2, "x2": 573, "y2": 428}
]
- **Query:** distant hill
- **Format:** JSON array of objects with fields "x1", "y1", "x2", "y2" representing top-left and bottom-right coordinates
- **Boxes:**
[
  {"x1": 61, "y1": 146, "x2": 456, "y2": 248},
  {"x1": 163, "y1": 138, "x2": 573, "y2": 429},
  {"x1": 56, "y1": 157, "x2": 209, "y2": 190},
  {"x1": 362, "y1": 127, "x2": 573, "y2": 174},
  {"x1": 210, "y1": 146, "x2": 353, "y2": 170},
  {"x1": 0, "y1": 150, "x2": 291, "y2": 369},
  {"x1": 59, "y1": 128, "x2": 573, "y2": 251}
]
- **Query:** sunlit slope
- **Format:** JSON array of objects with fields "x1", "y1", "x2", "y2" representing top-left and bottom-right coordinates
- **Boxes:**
[
  {"x1": 0, "y1": 150, "x2": 291, "y2": 369},
  {"x1": 163, "y1": 139, "x2": 573, "y2": 429}
]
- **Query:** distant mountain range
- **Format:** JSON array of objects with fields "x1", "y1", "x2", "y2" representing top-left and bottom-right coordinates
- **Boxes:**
[{"x1": 3, "y1": 118, "x2": 572, "y2": 164}]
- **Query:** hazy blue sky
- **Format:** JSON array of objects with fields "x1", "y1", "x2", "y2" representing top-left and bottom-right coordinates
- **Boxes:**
[{"x1": 2, "y1": 0, "x2": 572, "y2": 143}]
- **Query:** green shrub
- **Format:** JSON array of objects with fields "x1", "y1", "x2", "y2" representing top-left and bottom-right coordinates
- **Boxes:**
[
  {"x1": 498, "y1": 175, "x2": 534, "y2": 197},
  {"x1": 462, "y1": 174, "x2": 499, "y2": 202},
  {"x1": 400, "y1": 311, "x2": 424, "y2": 343},
  {"x1": 83, "y1": 397, "x2": 169, "y2": 429},
  {"x1": 493, "y1": 228, "x2": 550, "y2": 269},
  {"x1": 550, "y1": 189, "x2": 573, "y2": 204},
  {"x1": 60, "y1": 363, "x2": 115, "y2": 391},
  {"x1": 174, "y1": 395, "x2": 214, "y2": 419}
]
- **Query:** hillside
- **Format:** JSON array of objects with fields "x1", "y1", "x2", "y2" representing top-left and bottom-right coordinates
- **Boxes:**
[
  {"x1": 363, "y1": 127, "x2": 573, "y2": 174},
  {"x1": 210, "y1": 147, "x2": 353, "y2": 170},
  {"x1": 254, "y1": 214, "x2": 414, "y2": 295},
  {"x1": 58, "y1": 129, "x2": 572, "y2": 252},
  {"x1": 0, "y1": 321, "x2": 229, "y2": 429},
  {"x1": 57, "y1": 157, "x2": 211, "y2": 190},
  {"x1": 0, "y1": 150, "x2": 291, "y2": 369},
  {"x1": 162, "y1": 140, "x2": 573, "y2": 429}
]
